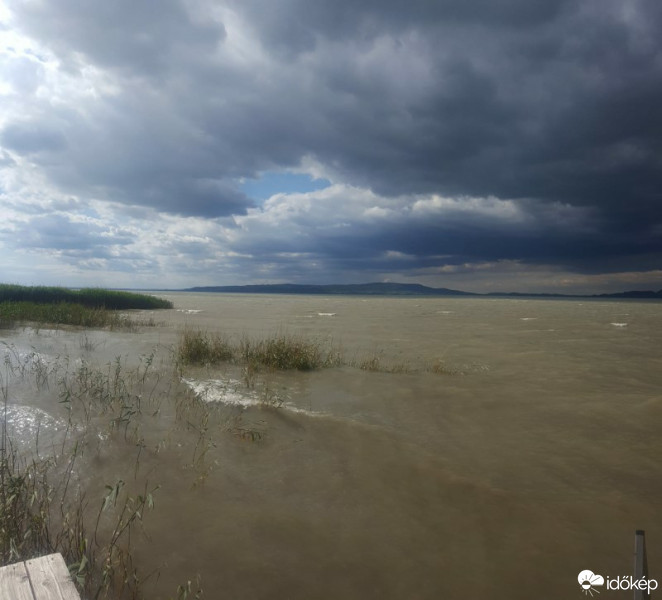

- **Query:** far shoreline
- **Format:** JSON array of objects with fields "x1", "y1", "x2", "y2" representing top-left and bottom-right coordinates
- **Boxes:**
[{"x1": 112, "y1": 282, "x2": 662, "y2": 302}]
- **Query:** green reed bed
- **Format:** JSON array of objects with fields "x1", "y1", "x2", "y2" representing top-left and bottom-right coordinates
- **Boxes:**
[
  {"x1": 0, "y1": 284, "x2": 173, "y2": 310},
  {"x1": 0, "y1": 301, "x2": 155, "y2": 330},
  {"x1": 0, "y1": 285, "x2": 171, "y2": 330}
]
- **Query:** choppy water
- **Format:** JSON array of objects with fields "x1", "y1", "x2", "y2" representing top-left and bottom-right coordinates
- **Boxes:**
[{"x1": 1, "y1": 294, "x2": 661, "y2": 599}]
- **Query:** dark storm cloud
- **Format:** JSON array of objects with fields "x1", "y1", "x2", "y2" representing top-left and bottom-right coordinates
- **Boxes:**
[
  {"x1": 309, "y1": 2, "x2": 662, "y2": 213},
  {"x1": 128, "y1": 179, "x2": 253, "y2": 217},
  {"x1": 231, "y1": 0, "x2": 573, "y2": 56},
  {"x1": 1, "y1": 83, "x2": 254, "y2": 217},
  {"x1": 4, "y1": 0, "x2": 662, "y2": 282},
  {"x1": 229, "y1": 190, "x2": 657, "y2": 280},
  {"x1": 226, "y1": 0, "x2": 662, "y2": 256}
]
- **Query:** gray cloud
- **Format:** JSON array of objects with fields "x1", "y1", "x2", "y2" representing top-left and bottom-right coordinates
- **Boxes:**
[
  {"x1": 0, "y1": 150, "x2": 16, "y2": 167},
  {"x1": 1, "y1": 0, "x2": 661, "y2": 290},
  {"x1": 8, "y1": 0, "x2": 225, "y2": 75},
  {"x1": 1, "y1": 121, "x2": 67, "y2": 155},
  {"x1": 11, "y1": 214, "x2": 133, "y2": 251}
]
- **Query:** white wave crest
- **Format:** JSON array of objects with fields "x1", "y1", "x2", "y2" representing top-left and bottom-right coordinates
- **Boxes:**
[
  {"x1": 182, "y1": 377, "x2": 260, "y2": 408},
  {"x1": 181, "y1": 378, "x2": 322, "y2": 417}
]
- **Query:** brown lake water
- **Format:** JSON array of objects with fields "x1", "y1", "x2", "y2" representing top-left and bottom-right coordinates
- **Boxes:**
[{"x1": 2, "y1": 293, "x2": 661, "y2": 599}]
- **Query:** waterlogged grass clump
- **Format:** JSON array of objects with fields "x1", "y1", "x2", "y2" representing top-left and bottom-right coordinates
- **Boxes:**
[
  {"x1": 178, "y1": 330, "x2": 464, "y2": 375},
  {"x1": 178, "y1": 329, "x2": 235, "y2": 365},
  {"x1": 241, "y1": 335, "x2": 340, "y2": 371},
  {"x1": 178, "y1": 329, "x2": 342, "y2": 371},
  {"x1": 0, "y1": 301, "x2": 141, "y2": 330},
  {"x1": 355, "y1": 353, "x2": 413, "y2": 373}
]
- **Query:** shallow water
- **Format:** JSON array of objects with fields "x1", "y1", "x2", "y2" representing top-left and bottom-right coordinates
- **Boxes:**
[{"x1": 1, "y1": 294, "x2": 661, "y2": 598}]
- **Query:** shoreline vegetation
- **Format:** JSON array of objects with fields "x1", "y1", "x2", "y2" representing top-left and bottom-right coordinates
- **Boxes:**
[
  {"x1": 0, "y1": 285, "x2": 173, "y2": 310},
  {"x1": 0, "y1": 284, "x2": 173, "y2": 330},
  {"x1": 1, "y1": 342, "x2": 204, "y2": 599}
]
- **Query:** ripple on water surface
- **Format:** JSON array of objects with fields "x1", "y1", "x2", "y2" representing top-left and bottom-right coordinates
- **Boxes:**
[{"x1": 1, "y1": 404, "x2": 67, "y2": 449}]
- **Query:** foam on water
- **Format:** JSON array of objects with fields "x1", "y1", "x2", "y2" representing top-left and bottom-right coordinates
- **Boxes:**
[
  {"x1": 181, "y1": 377, "x2": 323, "y2": 417},
  {"x1": 182, "y1": 377, "x2": 260, "y2": 408},
  {"x1": 176, "y1": 309, "x2": 204, "y2": 314},
  {"x1": 317, "y1": 313, "x2": 336, "y2": 317},
  {"x1": 610, "y1": 322, "x2": 628, "y2": 327}
]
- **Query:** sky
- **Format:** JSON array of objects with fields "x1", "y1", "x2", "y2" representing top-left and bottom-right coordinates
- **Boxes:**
[{"x1": 0, "y1": 0, "x2": 661, "y2": 294}]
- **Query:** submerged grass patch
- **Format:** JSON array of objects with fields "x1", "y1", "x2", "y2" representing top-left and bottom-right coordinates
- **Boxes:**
[
  {"x1": 241, "y1": 335, "x2": 339, "y2": 371},
  {"x1": 178, "y1": 329, "x2": 342, "y2": 371},
  {"x1": 353, "y1": 354, "x2": 413, "y2": 374},
  {"x1": 0, "y1": 344, "x2": 205, "y2": 598},
  {"x1": 178, "y1": 330, "x2": 235, "y2": 366},
  {"x1": 0, "y1": 301, "x2": 158, "y2": 330},
  {"x1": 178, "y1": 330, "x2": 439, "y2": 375}
]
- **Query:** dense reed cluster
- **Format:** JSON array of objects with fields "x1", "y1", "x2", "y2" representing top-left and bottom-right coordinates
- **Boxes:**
[
  {"x1": 0, "y1": 284, "x2": 172, "y2": 330},
  {"x1": 0, "y1": 285, "x2": 173, "y2": 310}
]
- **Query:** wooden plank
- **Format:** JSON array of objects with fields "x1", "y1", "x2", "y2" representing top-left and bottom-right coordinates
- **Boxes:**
[
  {"x1": 24, "y1": 554, "x2": 80, "y2": 600},
  {"x1": 0, "y1": 560, "x2": 35, "y2": 600},
  {"x1": 634, "y1": 530, "x2": 650, "y2": 600}
]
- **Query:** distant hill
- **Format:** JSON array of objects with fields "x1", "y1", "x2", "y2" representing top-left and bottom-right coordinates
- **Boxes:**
[
  {"x1": 180, "y1": 283, "x2": 662, "y2": 299},
  {"x1": 184, "y1": 282, "x2": 475, "y2": 296},
  {"x1": 592, "y1": 290, "x2": 662, "y2": 299},
  {"x1": 488, "y1": 290, "x2": 662, "y2": 299}
]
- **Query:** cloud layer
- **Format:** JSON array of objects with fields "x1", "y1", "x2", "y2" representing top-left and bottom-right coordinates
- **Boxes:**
[{"x1": 1, "y1": 0, "x2": 661, "y2": 292}]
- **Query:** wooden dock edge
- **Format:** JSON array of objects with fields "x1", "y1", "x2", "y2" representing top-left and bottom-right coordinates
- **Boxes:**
[{"x1": 0, "y1": 553, "x2": 80, "y2": 600}]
